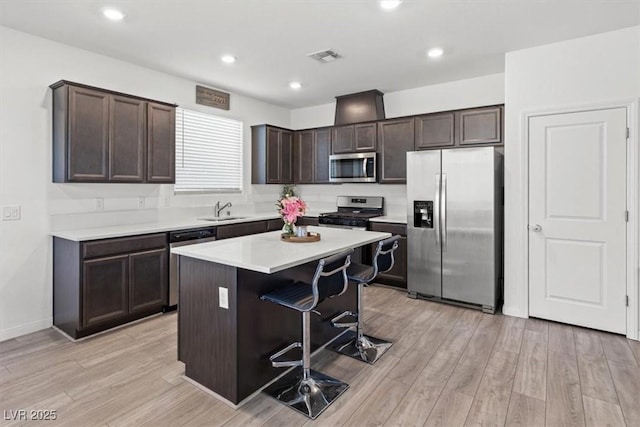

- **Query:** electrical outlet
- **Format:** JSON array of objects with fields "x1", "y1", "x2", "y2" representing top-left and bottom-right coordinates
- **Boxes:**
[
  {"x1": 95, "y1": 198, "x2": 104, "y2": 211},
  {"x1": 138, "y1": 197, "x2": 145, "y2": 209},
  {"x1": 219, "y1": 287, "x2": 229, "y2": 309},
  {"x1": 2, "y1": 205, "x2": 20, "y2": 221}
]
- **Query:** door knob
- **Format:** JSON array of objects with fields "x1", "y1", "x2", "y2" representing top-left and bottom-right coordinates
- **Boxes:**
[{"x1": 530, "y1": 224, "x2": 542, "y2": 232}]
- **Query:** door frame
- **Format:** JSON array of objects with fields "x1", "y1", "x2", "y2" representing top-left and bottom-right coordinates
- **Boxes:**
[{"x1": 520, "y1": 99, "x2": 639, "y2": 339}]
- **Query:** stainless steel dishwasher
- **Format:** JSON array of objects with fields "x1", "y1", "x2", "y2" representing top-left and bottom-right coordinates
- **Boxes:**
[{"x1": 166, "y1": 227, "x2": 217, "y2": 311}]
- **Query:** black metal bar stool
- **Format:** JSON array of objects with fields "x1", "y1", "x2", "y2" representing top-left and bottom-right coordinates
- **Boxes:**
[
  {"x1": 260, "y1": 248, "x2": 353, "y2": 420},
  {"x1": 328, "y1": 235, "x2": 401, "y2": 364}
]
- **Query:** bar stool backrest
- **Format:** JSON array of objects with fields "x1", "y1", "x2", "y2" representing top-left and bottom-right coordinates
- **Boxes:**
[
  {"x1": 372, "y1": 235, "x2": 402, "y2": 277},
  {"x1": 306, "y1": 248, "x2": 353, "y2": 311}
]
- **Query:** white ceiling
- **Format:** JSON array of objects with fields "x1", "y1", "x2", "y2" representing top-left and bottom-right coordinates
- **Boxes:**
[{"x1": 1, "y1": 0, "x2": 639, "y2": 109}]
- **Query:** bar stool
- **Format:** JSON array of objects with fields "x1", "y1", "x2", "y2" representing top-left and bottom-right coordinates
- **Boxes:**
[
  {"x1": 260, "y1": 248, "x2": 353, "y2": 419},
  {"x1": 328, "y1": 235, "x2": 401, "y2": 364}
]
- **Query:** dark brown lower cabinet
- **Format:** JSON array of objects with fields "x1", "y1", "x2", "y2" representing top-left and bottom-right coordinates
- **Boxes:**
[
  {"x1": 54, "y1": 233, "x2": 168, "y2": 339},
  {"x1": 369, "y1": 222, "x2": 407, "y2": 288},
  {"x1": 217, "y1": 221, "x2": 269, "y2": 239},
  {"x1": 82, "y1": 255, "x2": 128, "y2": 327},
  {"x1": 129, "y1": 249, "x2": 167, "y2": 314}
]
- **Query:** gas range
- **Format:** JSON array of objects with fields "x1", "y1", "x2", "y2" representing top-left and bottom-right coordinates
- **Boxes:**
[{"x1": 318, "y1": 196, "x2": 384, "y2": 230}]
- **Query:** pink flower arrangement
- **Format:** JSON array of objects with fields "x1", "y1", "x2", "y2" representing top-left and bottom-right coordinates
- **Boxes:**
[{"x1": 278, "y1": 196, "x2": 308, "y2": 225}]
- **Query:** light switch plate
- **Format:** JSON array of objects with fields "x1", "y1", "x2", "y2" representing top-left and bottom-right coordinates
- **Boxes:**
[
  {"x1": 219, "y1": 287, "x2": 229, "y2": 309},
  {"x1": 2, "y1": 205, "x2": 21, "y2": 221}
]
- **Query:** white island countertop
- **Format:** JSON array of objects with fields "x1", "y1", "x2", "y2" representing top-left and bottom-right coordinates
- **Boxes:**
[{"x1": 171, "y1": 226, "x2": 391, "y2": 274}]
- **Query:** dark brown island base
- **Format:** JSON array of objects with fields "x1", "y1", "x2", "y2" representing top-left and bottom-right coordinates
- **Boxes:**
[{"x1": 172, "y1": 226, "x2": 390, "y2": 406}]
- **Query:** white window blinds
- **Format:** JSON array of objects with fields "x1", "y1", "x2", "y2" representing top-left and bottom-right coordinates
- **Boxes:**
[{"x1": 175, "y1": 107, "x2": 243, "y2": 192}]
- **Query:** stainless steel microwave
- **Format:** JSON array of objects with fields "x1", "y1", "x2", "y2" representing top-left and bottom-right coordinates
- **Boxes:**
[{"x1": 329, "y1": 152, "x2": 377, "y2": 183}]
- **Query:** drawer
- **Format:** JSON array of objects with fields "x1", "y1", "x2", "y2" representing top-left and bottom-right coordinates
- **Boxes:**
[
  {"x1": 82, "y1": 233, "x2": 167, "y2": 259},
  {"x1": 297, "y1": 216, "x2": 319, "y2": 226},
  {"x1": 217, "y1": 221, "x2": 267, "y2": 239},
  {"x1": 369, "y1": 222, "x2": 407, "y2": 236}
]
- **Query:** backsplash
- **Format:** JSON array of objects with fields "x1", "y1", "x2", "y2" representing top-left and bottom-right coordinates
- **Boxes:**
[
  {"x1": 48, "y1": 183, "x2": 283, "y2": 231},
  {"x1": 296, "y1": 184, "x2": 407, "y2": 217},
  {"x1": 48, "y1": 182, "x2": 406, "y2": 231}
]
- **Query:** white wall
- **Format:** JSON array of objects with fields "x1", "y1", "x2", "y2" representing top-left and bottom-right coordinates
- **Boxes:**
[
  {"x1": 291, "y1": 73, "x2": 506, "y2": 214},
  {"x1": 0, "y1": 26, "x2": 290, "y2": 340},
  {"x1": 503, "y1": 26, "x2": 640, "y2": 325}
]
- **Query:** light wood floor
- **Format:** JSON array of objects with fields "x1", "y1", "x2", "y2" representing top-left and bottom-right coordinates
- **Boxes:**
[{"x1": 2, "y1": 286, "x2": 640, "y2": 426}]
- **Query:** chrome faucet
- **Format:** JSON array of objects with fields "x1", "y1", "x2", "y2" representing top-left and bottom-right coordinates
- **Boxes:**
[{"x1": 214, "y1": 201, "x2": 232, "y2": 217}]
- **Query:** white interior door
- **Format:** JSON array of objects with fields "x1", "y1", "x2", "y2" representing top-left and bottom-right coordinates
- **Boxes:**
[{"x1": 529, "y1": 108, "x2": 627, "y2": 334}]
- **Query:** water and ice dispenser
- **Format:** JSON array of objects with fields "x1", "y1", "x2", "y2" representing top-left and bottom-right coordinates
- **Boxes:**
[{"x1": 413, "y1": 201, "x2": 433, "y2": 228}]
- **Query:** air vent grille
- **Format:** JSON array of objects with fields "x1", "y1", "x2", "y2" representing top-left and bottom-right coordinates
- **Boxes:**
[{"x1": 307, "y1": 49, "x2": 340, "y2": 63}]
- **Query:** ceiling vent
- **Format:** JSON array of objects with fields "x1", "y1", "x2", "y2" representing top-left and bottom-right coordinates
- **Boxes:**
[{"x1": 307, "y1": 49, "x2": 340, "y2": 63}]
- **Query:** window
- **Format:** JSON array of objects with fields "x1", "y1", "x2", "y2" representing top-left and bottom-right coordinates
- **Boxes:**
[{"x1": 175, "y1": 107, "x2": 243, "y2": 192}]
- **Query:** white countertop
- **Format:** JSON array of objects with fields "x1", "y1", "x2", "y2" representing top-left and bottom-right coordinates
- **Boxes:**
[
  {"x1": 171, "y1": 226, "x2": 391, "y2": 274},
  {"x1": 51, "y1": 213, "x2": 281, "y2": 241},
  {"x1": 370, "y1": 215, "x2": 407, "y2": 224}
]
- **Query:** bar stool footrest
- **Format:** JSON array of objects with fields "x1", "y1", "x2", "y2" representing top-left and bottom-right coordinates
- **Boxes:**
[
  {"x1": 330, "y1": 311, "x2": 358, "y2": 329},
  {"x1": 269, "y1": 342, "x2": 303, "y2": 368},
  {"x1": 263, "y1": 367, "x2": 349, "y2": 420},
  {"x1": 327, "y1": 329, "x2": 393, "y2": 364}
]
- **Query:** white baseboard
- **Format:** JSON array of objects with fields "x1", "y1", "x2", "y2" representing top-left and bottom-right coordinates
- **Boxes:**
[
  {"x1": 0, "y1": 318, "x2": 52, "y2": 342},
  {"x1": 502, "y1": 305, "x2": 528, "y2": 319}
]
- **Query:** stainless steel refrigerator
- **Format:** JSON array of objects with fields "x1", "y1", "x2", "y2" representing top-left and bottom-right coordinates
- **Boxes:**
[{"x1": 407, "y1": 147, "x2": 503, "y2": 313}]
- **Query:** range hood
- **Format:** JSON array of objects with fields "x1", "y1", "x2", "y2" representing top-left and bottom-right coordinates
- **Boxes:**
[{"x1": 334, "y1": 90, "x2": 385, "y2": 125}]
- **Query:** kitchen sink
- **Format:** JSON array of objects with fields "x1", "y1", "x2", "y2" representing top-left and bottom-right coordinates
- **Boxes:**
[{"x1": 198, "y1": 216, "x2": 248, "y2": 222}]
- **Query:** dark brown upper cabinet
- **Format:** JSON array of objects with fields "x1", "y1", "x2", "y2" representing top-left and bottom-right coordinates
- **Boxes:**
[
  {"x1": 51, "y1": 80, "x2": 176, "y2": 183},
  {"x1": 295, "y1": 130, "x2": 314, "y2": 184},
  {"x1": 331, "y1": 125, "x2": 354, "y2": 154},
  {"x1": 414, "y1": 112, "x2": 455, "y2": 150},
  {"x1": 355, "y1": 123, "x2": 377, "y2": 151},
  {"x1": 414, "y1": 105, "x2": 503, "y2": 151},
  {"x1": 251, "y1": 124, "x2": 294, "y2": 184},
  {"x1": 314, "y1": 128, "x2": 331, "y2": 183},
  {"x1": 63, "y1": 85, "x2": 110, "y2": 182},
  {"x1": 294, "y1": 127, "x2": 332, "y2": 184},
  {"x1": 331, "y1": 123, "x2": 376, "y2": 154},
  {"x1": 456, "y1": 106, "x2": 502, "y2": 146},
  {"x1": 147, "y1": 103, "x2": 176, "y2": 183},
  {"x1": 378, "y1": 118, "x2": 414, "y2": 184},
  {"x1": 110, "y1": 95, "x2": 145, "y2": 182}
]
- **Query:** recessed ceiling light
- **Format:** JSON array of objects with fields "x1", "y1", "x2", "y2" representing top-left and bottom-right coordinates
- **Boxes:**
[
  {"x1": 427, "y1": 48, "x2": 444, "y2": 58},
  {"x1": 103, "y1": 8, "x2": 125, "y2": 21},
  {"x1": 221, "y1": 55, "x2": 237, "y2": 64},
  {"x1": 289, "y1": 82, "x2": 302, "y2": 90},
  {"x1": 379, "y1": 0, "x2": 403, "y2": 10}
]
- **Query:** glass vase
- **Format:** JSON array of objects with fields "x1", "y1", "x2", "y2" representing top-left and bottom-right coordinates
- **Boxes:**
[{"x1": 282, "y1": 221, "x2": 295, "y2": 236}]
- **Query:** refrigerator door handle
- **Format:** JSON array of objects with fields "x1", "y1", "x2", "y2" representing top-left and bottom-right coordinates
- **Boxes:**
[
  {"x1": 434, "y1": 173, "x2": 441, "y2": 251},
  {"x1": 441, "y1": 173, "x2": 447, "y2": 252}
]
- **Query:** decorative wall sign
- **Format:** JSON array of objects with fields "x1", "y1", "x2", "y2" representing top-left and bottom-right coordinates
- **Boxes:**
[{"x1": 196, "y1": 85, "x2": 230, "y2": 110}]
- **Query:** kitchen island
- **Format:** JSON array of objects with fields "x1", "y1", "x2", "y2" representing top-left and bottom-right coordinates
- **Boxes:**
[{"x1": 171, "y1": 226, "x2": 390, "y2": 406}]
